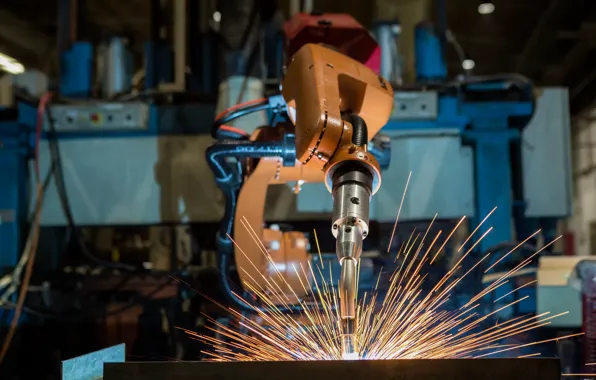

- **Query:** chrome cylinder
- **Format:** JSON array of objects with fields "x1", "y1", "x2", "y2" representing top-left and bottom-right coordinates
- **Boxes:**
[
  {"x1": 102, "y1": 37, "x2": 132, "y2": 98},
  {"x1": 331, "y1": 181, "x2": 371, "y2": 240},
  {"x1": 336, "y1": 224, "x2": 364, "y2": 263}
]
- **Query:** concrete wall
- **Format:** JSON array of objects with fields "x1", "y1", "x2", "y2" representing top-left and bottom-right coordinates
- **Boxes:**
[{"x1": 569, "y1": 112, "x2": 596, "y2": 256}]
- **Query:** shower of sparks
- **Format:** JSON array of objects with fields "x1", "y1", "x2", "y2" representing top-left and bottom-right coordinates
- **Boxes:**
[
  {"x1": 179, "y1": 213, "x2": 577, "y2": 361},
  {"x1": 179, "y1": 174, "x2": 579, "y2": 361}
]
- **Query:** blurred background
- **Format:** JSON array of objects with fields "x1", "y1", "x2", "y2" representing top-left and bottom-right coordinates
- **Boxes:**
[{"x1": 0, "y1": 0, "x2": 593, "y2": 378}]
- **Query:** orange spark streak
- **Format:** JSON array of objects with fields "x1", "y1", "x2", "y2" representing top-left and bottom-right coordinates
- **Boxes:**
[{"x1": 388, "y1": 171, "x2": 411, "y2": 252}]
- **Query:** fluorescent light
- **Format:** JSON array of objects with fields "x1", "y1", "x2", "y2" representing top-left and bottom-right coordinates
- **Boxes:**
[
  {"x1": 462, "y1": 59, "x2": 476, "y2": 70},
  {"x1": 478, "y1": 2, "x2": 495, "y2": 15},
  {"x1": 0, "y1": 53, "x2": 24, "y2": 74},
  {"x1": 213, "y1": 11, "x2": 221, "y2": 22}
]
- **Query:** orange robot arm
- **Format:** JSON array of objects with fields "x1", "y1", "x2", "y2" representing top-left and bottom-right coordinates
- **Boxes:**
[
  {"x1": 281, "y1": 43, "x2": 394, "y2": 192},
  {"x1": 231, "y1": 43, "x2": 393, "y2": 359},
  {"x1": 281, "y1": 43, "x2": 394, "y2": 358}
]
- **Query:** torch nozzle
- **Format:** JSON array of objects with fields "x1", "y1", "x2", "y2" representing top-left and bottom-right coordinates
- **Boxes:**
[
  {"x1": 341, "y1": 318, "x2": 358, "y2": 359},
  {"x1": 338, "y1": 254, "x2": 359, "y2": 360}
]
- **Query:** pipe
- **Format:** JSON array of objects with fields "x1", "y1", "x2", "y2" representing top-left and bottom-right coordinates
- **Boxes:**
[
  {"x1": 207, "y1": 140, "x2": 283, "y2": 237},
  {"x1": 347, "y1": 114, "x2": 368, "y2": 146},
  {"x1": 173, "y1": 0, "x2": 187, "y2": 90}
]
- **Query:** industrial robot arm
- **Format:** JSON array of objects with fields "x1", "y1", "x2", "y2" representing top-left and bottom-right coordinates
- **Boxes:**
[{"x1": 282, "y1": 43, "x2": 394, "y2": 358}]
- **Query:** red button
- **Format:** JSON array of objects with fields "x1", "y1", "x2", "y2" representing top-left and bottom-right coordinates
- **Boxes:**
[{"x1": 90, "y1": 113, "x2": 99, "y2": 122}]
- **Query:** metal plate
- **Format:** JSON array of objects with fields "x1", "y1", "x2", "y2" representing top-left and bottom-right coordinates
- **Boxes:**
[
  {"x1": 521, "y1": 88, "x2": 572, "y2": 218},
  {"x1": 104, "y1": 359, "x2": 560, "y2": 380},
  {"x1": 391, "y1": 91, "x2": 438, "y2": 120},
  {"x1": 62, "y1": 343, "x2": 125, "y2": 380}
]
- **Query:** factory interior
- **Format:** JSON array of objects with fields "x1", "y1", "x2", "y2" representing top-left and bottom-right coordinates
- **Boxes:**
[{"x1": 2, "y1": 0, "x2": 596, "y2": 378}]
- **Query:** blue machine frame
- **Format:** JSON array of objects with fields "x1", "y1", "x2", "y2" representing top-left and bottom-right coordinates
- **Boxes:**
[
  {"x1": 0, "y1": 113, "x2": 28, "y2": 271},
  {"x1": 384, "y1": 95, "x2": 532, "y2": 254}
]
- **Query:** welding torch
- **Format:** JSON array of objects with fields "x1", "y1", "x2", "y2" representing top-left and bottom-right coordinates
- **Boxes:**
[
  {"x1": 281, "y1": 43, "x2": 394, "y2": 359},
  {"x1": 331, "y1": 160, "x2": 373, "y2": 359}
]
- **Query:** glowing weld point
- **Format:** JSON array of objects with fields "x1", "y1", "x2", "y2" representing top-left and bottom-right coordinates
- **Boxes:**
[{"x1": 342, "y1": 352, "x2": 360, "y2": 360}]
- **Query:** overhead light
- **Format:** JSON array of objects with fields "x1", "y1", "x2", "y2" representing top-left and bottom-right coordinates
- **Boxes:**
[
  {"x1": 478, "y1": 2, "x2": 495, "y2": 15},
  {"x1": 462, "y1": 59, "x2": 476, "y2": 70},
  {"x1": 213, "y1": 11, "x2": 221, "y2": 23},
  {"x1": 0, "y1": 53, "x2": 24, "y2": 74}
]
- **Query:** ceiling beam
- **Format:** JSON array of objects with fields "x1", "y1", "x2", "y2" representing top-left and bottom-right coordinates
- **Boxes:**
[
  {"x1": 86, "y1": 0, "x2": 149, "y2": 37},
  {"x1": 0, "y1": 37, "x2": 44, "y2": 69},
  {"x1": 515, "y1": 0, "x2": 565, "y2": 72},
  {"x1": 0, "y1": 8, "x2": 53, "y2": 61},
  {"x1": 446, "y1": 59, "x2": 513, "y2": 73},
  {"x1": 86, "y1": 0, "x2": 126, "y2": 33},
  {"x1": 570, "y1": 64, "x2": 596, "y2": 101},
  {"x1": 543, "y1": 40, "x2": 591, "y2": 84},
  {"x1": 456, "y1": 36, "x2": 514, "y2": 47},
  {"x1": 557, "y1": 23, "x2": 596, "y2": 40}
]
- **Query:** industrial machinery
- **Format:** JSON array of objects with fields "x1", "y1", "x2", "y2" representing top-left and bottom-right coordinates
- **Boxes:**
[
  {"x1": 205, "y1": 9, "x2": 571, "y2": 361},
  {"x1": 0, "y1": 0, "x2": 575, "y2": 377},
  {"x1": 208, "y1": 36, "x2": 394, "y2": 356}
]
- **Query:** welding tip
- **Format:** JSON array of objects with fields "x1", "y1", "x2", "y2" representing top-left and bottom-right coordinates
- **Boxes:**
[{"x1": 341, "y1": 318, "x2": 358, "y2": 360}]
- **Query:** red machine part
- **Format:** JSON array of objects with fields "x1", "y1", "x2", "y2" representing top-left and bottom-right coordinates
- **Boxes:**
[
  {"x1": 283, "y1": 13, "x2": 381, "y2": 74},
  {"x1": 581, "y1": 263, "x2": 596, "y2": 368},
  {"x1": 563, "y1": 231, "x2": 575, "y2": 256}
]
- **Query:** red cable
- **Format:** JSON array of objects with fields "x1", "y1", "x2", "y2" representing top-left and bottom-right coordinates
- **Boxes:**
[
  {"x1": 34, "y1": 92, "x2": 54, "y2": 183},
  {"x1": 215, "y1": 97, "x2": 267, "y2": 121},
  {"x1": 219, "y1": 125, "x2": 250, "y2": 137},
  {"x1": 0, "y1": 92, "x2": 54, "y2": 364}
]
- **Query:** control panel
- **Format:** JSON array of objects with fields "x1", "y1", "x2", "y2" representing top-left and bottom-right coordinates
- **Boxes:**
[{"x1": 43, "y1": 102, "x2": 149, "y2": 132}]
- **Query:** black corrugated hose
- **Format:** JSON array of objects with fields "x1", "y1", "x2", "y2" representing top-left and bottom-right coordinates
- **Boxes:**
[{"x1": 206, "y1": 140, "x2": 304, "y2": 313}]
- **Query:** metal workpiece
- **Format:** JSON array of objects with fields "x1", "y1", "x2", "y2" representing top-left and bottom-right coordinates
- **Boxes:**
[{"x1": 104, "y1": 359, "x2": 561, "y2": 380}]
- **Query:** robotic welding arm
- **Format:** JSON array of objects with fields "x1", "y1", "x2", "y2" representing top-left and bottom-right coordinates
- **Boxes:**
[{"x1": 281, "y1": 43, "x2": 394, "y2": 357}]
